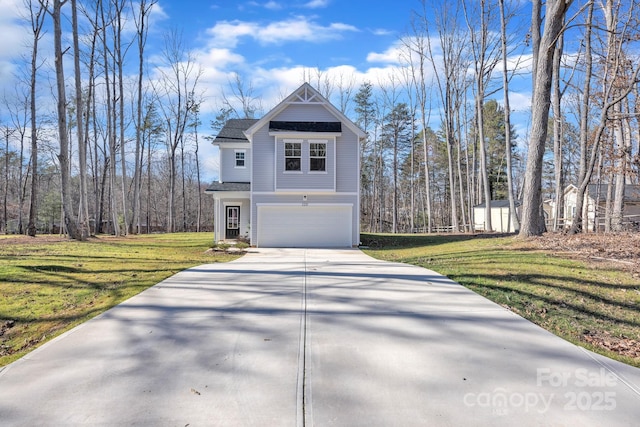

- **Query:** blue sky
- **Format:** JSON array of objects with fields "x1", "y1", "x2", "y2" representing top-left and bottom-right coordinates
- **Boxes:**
[{"x1": 0, "y1": 0, "x2": 535, "y2": 181}]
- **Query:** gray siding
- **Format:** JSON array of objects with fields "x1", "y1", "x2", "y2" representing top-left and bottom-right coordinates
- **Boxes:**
[
  {"x1": 220, "y1": 146, "x2": 251, "y2": 182},
  {"x1": 249, "y1": 97, "x2": 361, "y2": 245},
  {"x1": 272, "y1": 104, "x2": 337, "y2": 122},
  {"x1": 275, "y1": 138, "x2": 335, "y2": 191},
  {"x1": 335, "y1": 127, "x2": 359, "y2": 193},
  {"x1": 251, "y1": 126, "x2": 275, "y2": 192}
]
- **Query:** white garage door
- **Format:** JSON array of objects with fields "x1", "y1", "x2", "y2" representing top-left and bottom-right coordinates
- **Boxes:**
[{"x1": 257, "y1": 205, "x2": 352, "y2": 248}]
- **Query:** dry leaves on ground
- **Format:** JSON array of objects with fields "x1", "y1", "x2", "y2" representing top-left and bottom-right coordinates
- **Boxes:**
[{"x1": 524, "y1": 232, "x2": 640, "y2": 275}]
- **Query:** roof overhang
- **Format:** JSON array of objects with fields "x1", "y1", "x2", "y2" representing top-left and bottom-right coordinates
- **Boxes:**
[
  {"x1": 243, "y1": 83, "x2": 365, "y2": 141},
  {"x1": 269, "y1": 132, "x2": 342, "y2": 138}
]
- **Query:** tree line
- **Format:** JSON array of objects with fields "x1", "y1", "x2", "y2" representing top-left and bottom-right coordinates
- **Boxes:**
[{"x1": 1, "y1": 0, "x2": 639, "y2": 240}]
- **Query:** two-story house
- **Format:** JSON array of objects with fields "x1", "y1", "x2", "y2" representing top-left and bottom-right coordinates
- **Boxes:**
[{"x1": 206, "y1": 83, "x2": 365, "y2": 247}]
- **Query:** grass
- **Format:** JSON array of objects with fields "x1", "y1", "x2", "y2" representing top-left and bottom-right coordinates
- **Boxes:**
[
  {"x1": 361, "y1": 233, "x2": 640, "y2": 368},
  {"x1": 2, "y1": 232, "x2": 638, "y2": 369},
  {"x1": 0, "y1": 233, "x2": 239, "y2": 367}
]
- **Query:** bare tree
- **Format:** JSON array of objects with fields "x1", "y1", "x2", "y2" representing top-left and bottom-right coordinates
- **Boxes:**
[
  {"x1": 99, "y1": 0, "x2": 120, "y2": 236},
  {"x1": 425, "y1": 0, "x2": 469, "y2": 232},
  {"x1": 26, "y1": 0, "x2": 47, "y2": 237},
  {"x1": 499, "y1": 0, "x2": 520, "y2": 232},
  {"x1": 221, "y1": 72, "x2": 262, "y2": 119},
  {"x1": 519, "y1": 0, "x2": 573, "y2": 238},
  {"x1": 113, "y1": 0, "x2": 129, "y2": 234},
  {"x1": 71, "y1": 0, "x2": 89, "y2": 239},
  {"x1": 46, "y1": 0, "x2": 81, "y2": 239},
  {"x1": 131, "y1": 0, "x2": 157, "y2": 233},
  {"x1": 463, "y1": 0, "x2": 503, "y2": 232},
  {"x1": 570, "y1": 0, "x2": 640, "y2": 234},
  {"x1": 154, "y1": 29, "x2": 202, "y2": 232},
  {"x1": 405, "y1": 8, "x2": 434, "y2": 232}
]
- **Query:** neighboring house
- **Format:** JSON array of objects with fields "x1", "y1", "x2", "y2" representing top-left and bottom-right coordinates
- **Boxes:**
[
  {"x1": 206, "y1": 83, "x2": 365, "y2": 247},
  {"x1": 472, "y1": 200, "x2": 521, "y2": 233},
  {"x1": 551, "y1": 184, "x2": 640, "y2": 231}
]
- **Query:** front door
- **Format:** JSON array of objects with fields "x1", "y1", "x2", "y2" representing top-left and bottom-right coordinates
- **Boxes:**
[{"x1": 225, "y1": 206, "x2": 240, "y2": 239}]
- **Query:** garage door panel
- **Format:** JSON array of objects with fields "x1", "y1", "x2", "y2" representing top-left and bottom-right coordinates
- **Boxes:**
[{"x1": 257, "y1": 205, "x2": 352, "y2": 248}]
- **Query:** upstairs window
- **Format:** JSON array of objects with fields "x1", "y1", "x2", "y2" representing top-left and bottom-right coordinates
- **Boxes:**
[
  {"x1": 309, "y1": 142, "x2": 326, "y2": 172},
  {"x1": 285, "y1": 142, "x2": 301, "y2": 171},
  {"x1": 235, "y1": 150, "x2": 246, "y2": 168}
]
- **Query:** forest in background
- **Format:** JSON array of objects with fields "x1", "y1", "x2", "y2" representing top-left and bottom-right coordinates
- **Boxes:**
[{"x1": 1, "y1": 0, "x2": 639, "y2": 239}]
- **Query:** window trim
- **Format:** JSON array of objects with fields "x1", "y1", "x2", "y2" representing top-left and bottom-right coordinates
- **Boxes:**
[
  {"x1": 234, "y1": 149, "x2": 246, "y2": 169},
  {"x1": 309, "y1": 141, "x2": 327, "y2": 173},
  {"x1": 284, "y1": 140, "x2": 302, "y2": 173}
]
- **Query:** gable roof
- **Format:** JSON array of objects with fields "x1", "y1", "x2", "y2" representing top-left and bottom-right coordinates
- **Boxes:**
[
  {"x1": 212, "y1": 119, "x2": 258, "y2": 144},
  {"x1": 244, "y1": 82, "x2": 365, "y2": 140}
]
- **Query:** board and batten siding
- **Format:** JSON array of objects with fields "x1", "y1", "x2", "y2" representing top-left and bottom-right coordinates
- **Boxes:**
[{"x1": 220, "y1": 146, "x2": 250, "y2": 182}]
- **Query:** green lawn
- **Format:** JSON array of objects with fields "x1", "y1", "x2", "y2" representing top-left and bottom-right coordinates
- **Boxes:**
[
  {"x1": 361, "y1": 233, "x2": 640, "y2": 368},
  {"x1": 0, "y1": 233, "x2": 238, "y2": 367},
  {"x1": 2, "y1": 232, "x2": 638, "y2": 369}
]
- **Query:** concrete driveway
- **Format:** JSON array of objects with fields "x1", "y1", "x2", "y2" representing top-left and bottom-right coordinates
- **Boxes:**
[{"x1": 1, "y1": 248, "x2": 639, "y2": 426}]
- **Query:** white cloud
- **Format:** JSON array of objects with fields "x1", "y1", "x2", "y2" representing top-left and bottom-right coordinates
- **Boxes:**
[
  {"x1": 206, "y1": 16, "x2": 358, "y2": 47},
  {"x1": 303, "y1": 0, "x2": 330, "y2": 9},
  {"x1": 0, "y1": 0, "x2": 31, "y2": 97},
  {"x1": 264, "y1": 1, "x2": 283, "y2": 10},
  {"x1": 367, "y1": 47, "x2": 402, "y2": 64},
  {"x1": 507, "y1": 91, "x2": 532, "y2": 112},
  {"x1": 372, "y1": 28, "x2": 394, "y2": 36}
]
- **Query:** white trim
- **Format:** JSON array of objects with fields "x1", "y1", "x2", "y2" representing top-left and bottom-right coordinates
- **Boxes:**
[
  {"x1": 275, "y1": 188, "x2": 335, "y2": 193},
  {"x1": 234, "y1": 149, "x2": 247, "y2": 169},
  {"x1": 252, "y1": 191, "x2": 358, "y2": 196},
  {"x1": 309, "y1": 140, "x2": 327, "y2": 173},
  {"x1": 207, "y1": 190, "x2": 250, "y2": 199},
  {"x1": 257, "y1": 203, "x2": 354, "y2": 207},
  {"x1": 333, "y1": 135, "x2": 337, "y2": 190},
  {"x1": 244, "y1": 83, "x2": 365, "y2": 141},
  {"x1": 215, "y1": 142, "x2": 250, "y2": 149},
  {"x1": 270, "y1": 132, "x2": 342, "y2": 138}
]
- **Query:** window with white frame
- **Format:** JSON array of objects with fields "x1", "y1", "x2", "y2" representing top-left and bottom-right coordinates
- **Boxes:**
[
  {"x1": 309, "y1": 142, "x2": 326, "y2": 172},
  {"x1": 285, "y1": 142, "x2": 301, "y2": 171},
  {"x1": 235, "y1": 150, "x2": 246, "y2": 168}
]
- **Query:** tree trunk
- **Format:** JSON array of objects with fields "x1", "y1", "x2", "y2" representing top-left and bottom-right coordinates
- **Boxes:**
[
  {"x1": 115, "y1": 0, "x2": 128, "y2": 235},
  {"x1": 552, "y1": 32, "x2": 564, "y2": 232},
  {"x1": 499, "y1": 0, "x2": 520, "y2": 233},
  {"x1": 71, "y1": 0, "x2": 89, "y2": 240},
  {"x1": 51, "y1": 0, "x2": 80, "y2": 240},
  {"x1": 519, "y1": 0, "x2": 572, "y2": 238},
  {"x1": 27, "y1": 0, "x2": 45, "y2": 237}
]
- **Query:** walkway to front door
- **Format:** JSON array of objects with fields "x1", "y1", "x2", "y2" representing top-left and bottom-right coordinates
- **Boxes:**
[{"x1": 226, "y1": 206, "x2": 240, "y2": 239}]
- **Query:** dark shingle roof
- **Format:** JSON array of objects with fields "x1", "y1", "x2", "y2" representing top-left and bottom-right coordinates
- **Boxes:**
[
  {"x1": 206, "y1": 182, "x2": 250, "y2": 192},
  {"x1": 212, "y1": 119, "x2": 259, "y2": 144},
  {"x1": 269, "y1": 121, "x2": 342, "y2": 133}
]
